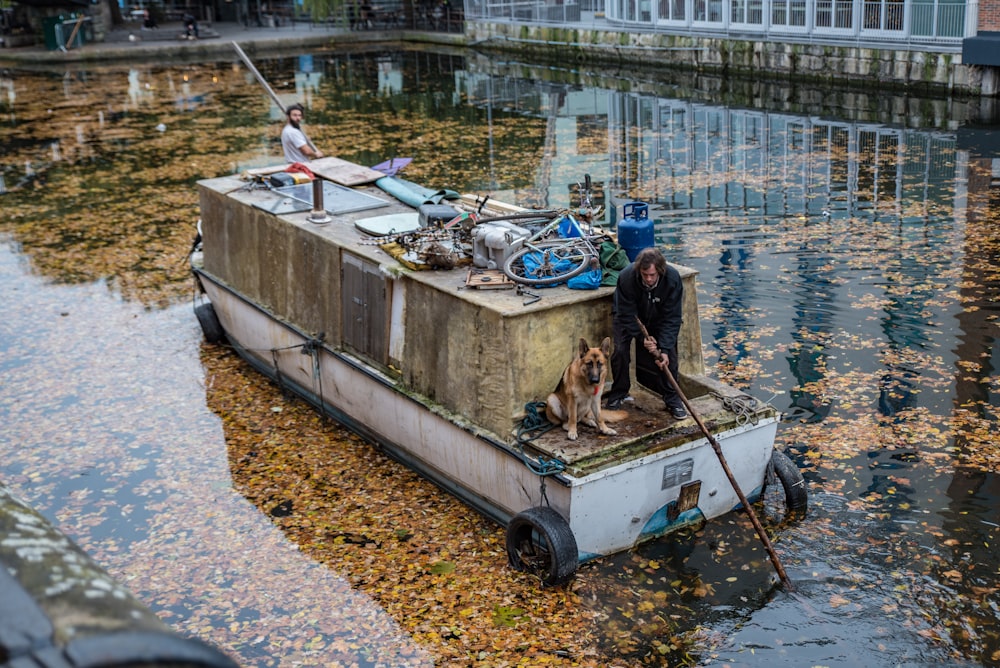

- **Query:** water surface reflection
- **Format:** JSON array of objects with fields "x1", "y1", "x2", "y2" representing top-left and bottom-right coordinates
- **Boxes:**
[{"x1": 1, "y1": 48, "x2": 998, "y2": 666}]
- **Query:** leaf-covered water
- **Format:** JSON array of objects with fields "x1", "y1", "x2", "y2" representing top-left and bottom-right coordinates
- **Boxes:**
[{"x1": 0, "y1": 49, "x2": 998, "y2": 666}]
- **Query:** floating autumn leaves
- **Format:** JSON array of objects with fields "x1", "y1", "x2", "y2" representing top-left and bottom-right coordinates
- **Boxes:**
[{"x1": 201, "y1": 344, "x2": 621, "y2": 666}]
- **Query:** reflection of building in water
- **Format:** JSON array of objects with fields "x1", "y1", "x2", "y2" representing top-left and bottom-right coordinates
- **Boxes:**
[
  {"x1": 953, "y1": 131, "x2": 1000, "y2": 432},
  {"x1": 269, "y1": 55, "x2": 324, "y2": 123},
  {"x1": 377, "y1": 55, "x2": 403, "y2": 95},
  {"x1": 465, "y1": 70, "x2": 984, "y2": 423},
  {"x1": 610, "y1": 94, "x2": 971, "y2": 413},
  {"x1": 608, "y1": 96, "x2": 967, "y2": 220},
  {"x1": 456, "y1": 70, "x2": 611, "y2": 210}
]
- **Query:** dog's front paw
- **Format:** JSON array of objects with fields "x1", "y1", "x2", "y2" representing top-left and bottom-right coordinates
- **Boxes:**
[
  {"x1": 600, "y1": 426, "x2": 618, "y2": 436},
  {"x1": 567, "y1": 429, "x2": 579, "y2": 440}
]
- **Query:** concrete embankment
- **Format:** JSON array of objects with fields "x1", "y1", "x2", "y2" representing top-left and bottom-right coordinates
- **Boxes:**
[
  {"x1": 1, "y1": 18, "x2": 992, "y2": 96},
  {"x1": 466, "y1": 22, "x2": 990, "y2": 96}
]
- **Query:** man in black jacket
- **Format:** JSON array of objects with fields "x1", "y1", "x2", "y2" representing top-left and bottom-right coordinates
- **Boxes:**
[{"x1": 603, "y1": 247, "x2": 688, "y2": 419}]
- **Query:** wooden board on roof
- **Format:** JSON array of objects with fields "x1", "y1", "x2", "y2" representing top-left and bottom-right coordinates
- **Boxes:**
[
  {"x1": 307, "y1": 157, "x2": 386, "y2": 186},
  {"x1": 243, "y1": 157, "x2": 385, "y2": 187}
]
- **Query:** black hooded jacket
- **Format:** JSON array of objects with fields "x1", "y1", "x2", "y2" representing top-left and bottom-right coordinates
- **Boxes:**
[{"x1": 612, "y1": 260, "x2": 684, "y2": 352}]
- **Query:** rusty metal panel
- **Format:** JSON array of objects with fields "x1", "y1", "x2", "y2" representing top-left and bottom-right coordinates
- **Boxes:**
[{"x1": 677, "y1": 481, "x2": 701, "y2": 513}]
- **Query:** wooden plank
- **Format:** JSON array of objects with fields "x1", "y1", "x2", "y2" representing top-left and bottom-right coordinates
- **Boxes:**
[
  {"x1": 465, "y1": 268, "x2": 514, "y2": 289},
  {"x1": 243, "y1": 164, "x2": 287, "y2": 177},
  {"x1": 307, "y1": 157, "x2": 385, "y2": 186},
  {"x1": 244, "y1": 157, "x2": 385, "y2": 187}
]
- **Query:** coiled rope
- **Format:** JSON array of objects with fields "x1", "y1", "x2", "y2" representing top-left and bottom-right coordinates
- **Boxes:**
[
  {"x1": 514, "y1": 402, "x2": 566, "y2": 477},
  {"x1": 711, "y1": 391, "x2": 760, "y2": 426}
]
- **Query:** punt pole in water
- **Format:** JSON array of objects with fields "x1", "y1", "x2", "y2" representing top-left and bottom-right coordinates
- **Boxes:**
[
  {"x1": 231, "y1": 41, "x2": 319, "y2": 155},
  {"x1": 637, "y1": 317, "x2": 794, "y2": 589}
]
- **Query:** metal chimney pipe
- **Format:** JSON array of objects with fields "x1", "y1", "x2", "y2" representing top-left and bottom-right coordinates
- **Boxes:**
[{"x1": 307, "y1": 178, "x2": 331, "y2": 224}]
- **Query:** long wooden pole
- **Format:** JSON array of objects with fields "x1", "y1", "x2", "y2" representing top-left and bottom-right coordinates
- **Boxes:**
[
  {"x1": 231, "y1": 41, "x2": 318, "y2": 154},
  {"x1": 637, "y1": 317, "x2": 793, "y2": 589},
  {"x1": 62, "y1": 16, "x2": 85, "y2": 51}
]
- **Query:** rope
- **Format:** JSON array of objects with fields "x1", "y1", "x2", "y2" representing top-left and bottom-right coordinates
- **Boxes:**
[
  {"x1": 301, "y1": 335, "x2": 326, "y2": 418},
  {"x1": 264, "y1": 337, "x2": 327, "y2": 412},
  {"x1": 514, "y1": 402, "x2": 566, "y2": 477},
  {"x1": 711, "y1": 391, "x2": 760, "y2": 426}
]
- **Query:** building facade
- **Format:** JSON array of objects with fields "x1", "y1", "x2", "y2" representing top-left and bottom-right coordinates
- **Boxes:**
[{"x1": 464, "y1": 0, "x2": 1000, "y2": 94}]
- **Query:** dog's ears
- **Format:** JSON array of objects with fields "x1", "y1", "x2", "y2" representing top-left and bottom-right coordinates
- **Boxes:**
[
  {"x1": 600, "y1": 337, "x2": 612, "y2": 356},
  {"x1": 578, "y1": 338, "x2": 590, "y2": 357}
]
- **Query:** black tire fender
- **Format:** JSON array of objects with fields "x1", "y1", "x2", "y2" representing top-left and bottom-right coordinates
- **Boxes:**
[
  {"x1": 195, "y1": 302, "x2": 225, "y2": 344},
  {"x1": 770, "y1": 449, "x2": 808, "y2": 513},
  {"x1": 505, "y1": 506, "x2": 578, "y2": 586}
]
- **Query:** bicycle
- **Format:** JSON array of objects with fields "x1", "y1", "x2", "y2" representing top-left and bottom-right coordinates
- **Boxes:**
[{"x1": 500, "y1": 175, "x2": 608, "y2": 287}]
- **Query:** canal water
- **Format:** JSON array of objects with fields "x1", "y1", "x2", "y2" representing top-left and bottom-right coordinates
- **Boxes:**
[{"x1": 1, "y1": 48, "x2": 998, "y2": 666}]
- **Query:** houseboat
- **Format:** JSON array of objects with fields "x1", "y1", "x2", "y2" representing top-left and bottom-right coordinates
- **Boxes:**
[{"x1": 190, "y1": 157, "x2": 807, "y2": 585}]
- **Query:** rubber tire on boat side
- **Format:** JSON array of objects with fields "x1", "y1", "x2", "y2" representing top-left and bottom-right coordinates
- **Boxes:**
[
  {"x1": 770, "y1": 449, "x2": 808, "y2": 513},
  {"x1": 505, "y1": 506, "x2": 579, "y2": 586},
  {"x1": 195, "y1": 302, "x2": 225, "y2": 344}
]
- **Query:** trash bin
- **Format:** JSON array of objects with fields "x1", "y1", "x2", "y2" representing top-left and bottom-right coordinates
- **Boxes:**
[{"x1": 42, "y1": 15, "x2": 63, "y2": 50}]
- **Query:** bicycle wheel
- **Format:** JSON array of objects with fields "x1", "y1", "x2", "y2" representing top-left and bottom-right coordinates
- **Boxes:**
[{"x1": 502, "y1": 240, "x2": 594, "y2": 287}]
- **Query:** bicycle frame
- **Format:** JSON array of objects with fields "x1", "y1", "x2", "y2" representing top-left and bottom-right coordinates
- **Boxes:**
[{"x1": 502, "y1": 211, "x2": 605, "y2": 287}]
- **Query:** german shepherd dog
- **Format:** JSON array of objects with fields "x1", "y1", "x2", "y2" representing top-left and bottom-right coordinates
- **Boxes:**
[{"x1": 546, "y1": 337, "x2": 627, "y2": 440}]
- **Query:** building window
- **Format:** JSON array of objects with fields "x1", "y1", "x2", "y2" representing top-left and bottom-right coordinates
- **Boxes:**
[
  {"x1": 733, "y1": 0, "x2": 765, "y2": 25},
  {"x1": 911, "y1": 0, "x2": 966, "y2": 37},
  {"x1": 815, "y1": 0, "x2": 853, "y2": 28},
  {"x1": 694, "y1": 0, "x2": 724, "y2": 22},
  {"x1": 658, "y1": 0, "x2": 686, "y2": 21},
  {"x1": 772, "y1": 0, "x2": 806, "y2": 26}
]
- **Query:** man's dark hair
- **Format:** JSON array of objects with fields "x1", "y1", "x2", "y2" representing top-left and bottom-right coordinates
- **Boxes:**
[
  {"x1": 635, "y1": 247, "x2": 667, "y2": 276},
  {"x1": 286, "y1": 103, "x2": 305, "y2": 117}
]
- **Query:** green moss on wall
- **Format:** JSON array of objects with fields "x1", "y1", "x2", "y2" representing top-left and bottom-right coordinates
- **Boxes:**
[
  {"x1": 868, "y1": 49, "x2": 881, "y2": 78},
  {"x1": 922, "y1": 54, "x2": 935, "y2": 82}
]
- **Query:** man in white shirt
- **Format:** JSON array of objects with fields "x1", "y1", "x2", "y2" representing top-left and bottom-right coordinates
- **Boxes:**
[{"x1": 280, "y1": 103, "x2": 323, "y2": 163}]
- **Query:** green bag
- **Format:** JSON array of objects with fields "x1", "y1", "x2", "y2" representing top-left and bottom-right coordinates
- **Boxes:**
[{"x1": 599, "y1": 239, "x2": 630, "y2": 287}]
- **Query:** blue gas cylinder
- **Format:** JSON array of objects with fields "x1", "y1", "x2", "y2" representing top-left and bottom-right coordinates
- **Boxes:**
[{"x1": 618, "y1": 202, "x2": 653, "y2": 261}]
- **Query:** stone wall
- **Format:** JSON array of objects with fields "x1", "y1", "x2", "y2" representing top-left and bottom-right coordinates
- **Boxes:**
[{"x1": 467, "y1": 22, "x2": 986, "y2": 94}]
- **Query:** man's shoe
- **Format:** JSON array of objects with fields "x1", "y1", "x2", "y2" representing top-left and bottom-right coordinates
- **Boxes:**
[
  {"x1": 668, "y1": 404, "x2": 688, "y2": 419},
  {"x1": 604, "y1": 395, "x2": 634, "y2": 410}
]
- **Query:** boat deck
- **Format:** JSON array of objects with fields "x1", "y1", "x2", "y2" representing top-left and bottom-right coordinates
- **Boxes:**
[{"x1": 524, "y1": 382, "x2": 776, "y2": 477}]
